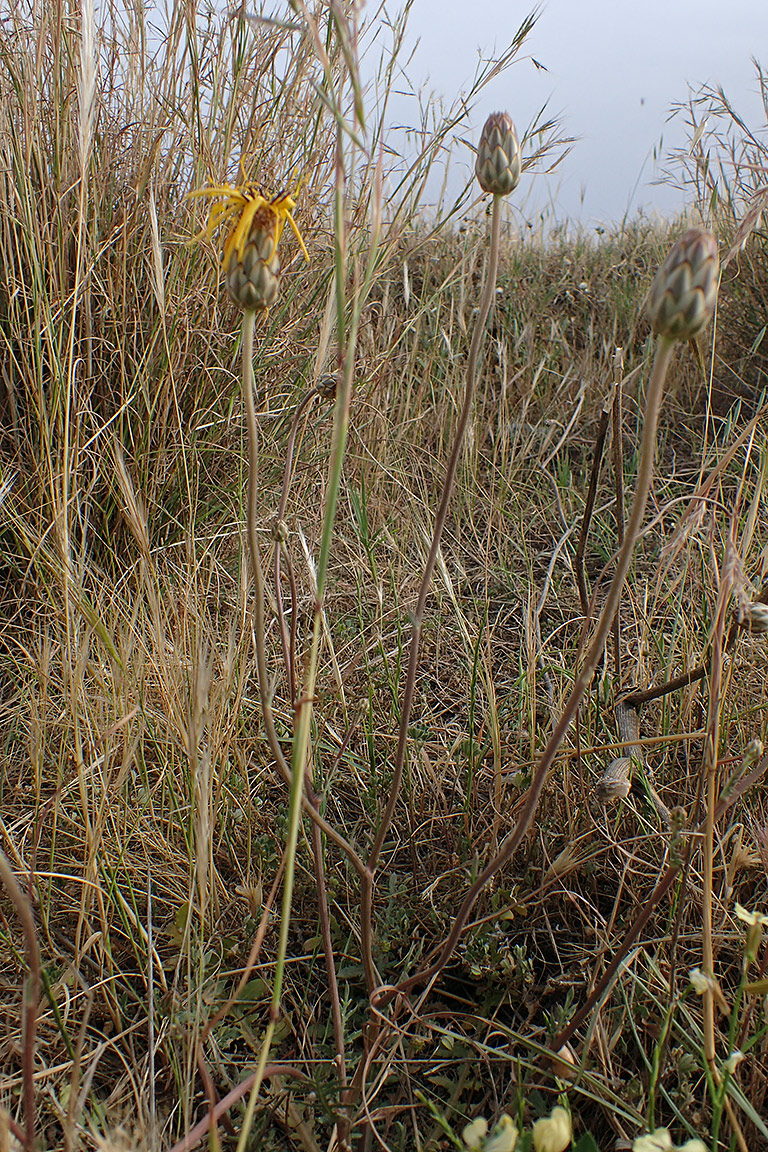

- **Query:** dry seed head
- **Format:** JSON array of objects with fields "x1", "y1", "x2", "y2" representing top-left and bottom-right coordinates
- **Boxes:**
[
  {"x1": 226, "y1": 206, "x2": 280, "y2": 311},
  {"x1": 647, "y1": 227, "x2": 719, "y2": 340},
  {"x1": 475, "y1": 112, "x2": 522, "y2": 196}
]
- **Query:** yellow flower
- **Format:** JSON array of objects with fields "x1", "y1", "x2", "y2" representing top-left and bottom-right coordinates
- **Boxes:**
[
  {"x1": 735, "y1": 902, "x2": 768, "y2": 964},
  {"x1": 485, "y1": 1116, "x2": 518, "y2": 1152},
  {"x1": 189, "y1": 181, "x2": 309, "y2": 267},
  {"x1": 462, "y1": 1117, "x2": 489, "y2": 1149},
  {"x1": 462, "y1": 1115, "x2": 518, "y2": 1152},
  {"x1": 532, "y1": 1107, "x2": 571, "y2": 1152},
  {"x1": 187, "y1": 179, "x2": 309, "y2": 309}
]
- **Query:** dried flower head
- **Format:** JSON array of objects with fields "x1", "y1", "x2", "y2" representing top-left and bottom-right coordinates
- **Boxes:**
[
  {"x1": 188, "y1": 181, "x2": 309, "y2": 310},
  {"x1": 475, "y1": 112, "x2": 522, "y2": 196},
  {"x1": 646, "y1": 227, "x2": 719, "y2": 340}
]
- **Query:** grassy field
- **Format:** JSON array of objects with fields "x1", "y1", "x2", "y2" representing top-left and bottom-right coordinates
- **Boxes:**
[{"x1": 1, "y1": 3, "x2": 768, "y2": 1151}]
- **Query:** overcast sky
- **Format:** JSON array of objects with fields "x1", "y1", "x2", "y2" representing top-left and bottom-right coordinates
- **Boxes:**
[{"x1": 379, "y1": 0, "x2": 767, "y2": 226}]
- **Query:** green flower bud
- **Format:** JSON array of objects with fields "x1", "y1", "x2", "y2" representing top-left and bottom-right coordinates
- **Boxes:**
[
  {"x1": 647, "y1": 227, "x2": 719, "y2": 341},
  {"x1": 475, "y1": 112, "x2": 522, "y2": 196}
]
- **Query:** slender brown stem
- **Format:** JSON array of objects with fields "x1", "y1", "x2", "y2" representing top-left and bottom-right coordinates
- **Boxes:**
[
  {"x1": 611, "y1": 351, "x2": 625, "y2": 682},
  {"x1": 382, "y1": 336, "x2": 676, "y2": 1004},
  {"x1": 167, "y1": 1065, "x2": 310, "y2": 1152},
  {"x1": 623, "y1": 606, "x2": 750, "y2": 709},
  {"x1": 360, "y1": 193, "x2": 504, "y2": 992},
  {"x1": 624, "y1": 665, "x2": 708, "y2": 708},
  {"x1": 702, "y1": 554, "x2": 732, "y2": 1077},
  {"x1": 0, "y1": 849, "x2": 40, "y2": 1152},
  {"x1": 575, "y1": 403, "x2": 610, "y2": 619}
]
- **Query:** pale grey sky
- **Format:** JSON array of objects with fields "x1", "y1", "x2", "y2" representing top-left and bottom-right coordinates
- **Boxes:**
[{"x1": 382, "y1": 0, "x2": 767, "y2": 225}]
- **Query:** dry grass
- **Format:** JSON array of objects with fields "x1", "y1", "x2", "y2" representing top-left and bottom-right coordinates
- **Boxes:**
[{"x1": 1, "y1": 3, "x2": 767, "y2": 1151}]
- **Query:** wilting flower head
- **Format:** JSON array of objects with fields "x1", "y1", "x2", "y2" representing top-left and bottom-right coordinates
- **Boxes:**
[
  {"x1": 475, "y1": 112, "x2": 522, "y2": 196},
  {"x1": 532, "y1": 1106, "x2": 571, "y2": 1152},
  {"x1": 188, "y1": 181, "x2": 309, "y2": 311},
  {"x1": 646, "y1": 227, "x2": 719, "y2": 341}
]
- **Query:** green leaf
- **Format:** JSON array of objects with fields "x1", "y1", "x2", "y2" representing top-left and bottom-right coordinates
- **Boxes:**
[{"x1": 573, "y1": 1134, "x2": 601, "y2": 1152}]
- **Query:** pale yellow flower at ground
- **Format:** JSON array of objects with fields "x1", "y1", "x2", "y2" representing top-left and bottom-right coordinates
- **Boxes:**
[
  {"x1": 483, "y1": 1115, "x2": 518, "y2": 1152},
  {"x1": 633, "y1": 1132, "x2": 673, "y2": 1152},
  {"x1": 532, "y1": 1106, "x2": 571, "y2": 1152},
  {"x1": 735, "y1": 901, "x2": 768, "y2": 961},
  {"x1": 734, "y1": 903, "x2": 768, "y2": 928},
  {"x1": 633, "y1": 1129, "x2": 706, "y2": 1152},
  {"x1": 462, "y1": 1117, "x2": 489, "y2": 1149},
  {"x1": 689, "y1": 967, "x2": 713, "y2": 994}
]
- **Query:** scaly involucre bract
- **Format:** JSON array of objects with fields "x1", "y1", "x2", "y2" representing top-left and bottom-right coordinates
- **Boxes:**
[
  {"x1": 475, "y1": 111, "x2": 522, "y2": 196},
  {"x1": 188, "y1": 182, "x2": 309, "y2": 310},
  {"x1": 647, "y1": 226, "x2": 719, "y2": 340}
]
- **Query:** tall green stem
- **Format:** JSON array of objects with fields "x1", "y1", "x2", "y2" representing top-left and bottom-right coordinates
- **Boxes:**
[{"x1": 236, "y1": 139, "x2": 359, "y2": 1137}]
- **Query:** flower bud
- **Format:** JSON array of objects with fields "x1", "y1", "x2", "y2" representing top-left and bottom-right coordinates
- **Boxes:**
[
  {"x1": 475, "y1": 112, "x2": 522, "y2": 196},
  {"x1": 646, "y1": 227, "x2": 719, "y2": 341},
  {"x1": 532, "y1": 1106, "x2": 571, "y2": 1152},
  {"x1": 226, "y1": 205, "x2": 281, "y2": 310},
  {"x1": 550, "y1": 1043, "x2": 578, "y2": 1081}
]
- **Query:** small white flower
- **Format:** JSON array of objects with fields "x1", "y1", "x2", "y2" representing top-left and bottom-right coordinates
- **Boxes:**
[
  {"x1": 633, "y1": 1131, "x2": 673, "y2": 1152},
  {"x1": 532, "y1": 1106, "x2": 571, "y2": 1152},
  {"x1": 463, "y1": 1118, "x2": 489, "y2": 1149},
  {"x1": 734, "y1": 903, "x2": 768, "y2": 928},
  {"x1": 723, "y1": 1049, "x2": 745, "y2": 1075},
  {"x1": 689, "y1": 968, "x2": 711, "y2": 994},
  {"x1": 485, "y1": 1116, "x2": 518, "y2": 1152}
]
